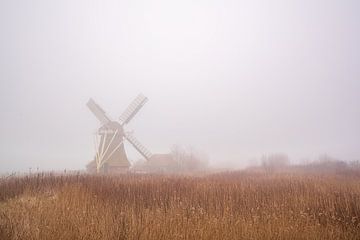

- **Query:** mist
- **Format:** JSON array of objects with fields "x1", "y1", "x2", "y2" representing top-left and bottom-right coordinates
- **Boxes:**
[{"x1": 0, "y1": 0, "x2": 359, "y2": 173}]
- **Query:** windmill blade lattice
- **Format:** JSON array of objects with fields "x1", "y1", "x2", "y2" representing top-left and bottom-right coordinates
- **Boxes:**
[
  {"x1": 124, "y1": 132, "x2": 152, "y2": 160},
  {"x1": 87, "y1": 98, "x2": 111, "y2": 125},
  {"x1": 119, "y1": 94, "x2": 148, "y2": 125}
]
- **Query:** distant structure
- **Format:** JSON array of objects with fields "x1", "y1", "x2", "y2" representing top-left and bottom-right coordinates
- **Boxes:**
[
  {"x1": 86, "y1": 94, "x2": 152, "y2": 173},
  {"x1": 133, "y1": 154, "x2": 177, "y2": 173}
]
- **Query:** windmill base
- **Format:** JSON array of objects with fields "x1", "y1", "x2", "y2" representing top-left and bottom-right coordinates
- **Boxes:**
[{"x1": 86, "y1": 160, "x2": 130, "y2": 174}]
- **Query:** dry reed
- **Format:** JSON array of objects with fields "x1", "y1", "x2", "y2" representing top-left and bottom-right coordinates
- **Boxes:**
[{"x1": 1, "y1": 171, "x2": 359, "y2": 240}]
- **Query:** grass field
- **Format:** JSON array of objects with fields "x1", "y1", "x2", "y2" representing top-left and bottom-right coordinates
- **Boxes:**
[{"x1": 1, "y1": 170, "x2": 360, "y2": 240}]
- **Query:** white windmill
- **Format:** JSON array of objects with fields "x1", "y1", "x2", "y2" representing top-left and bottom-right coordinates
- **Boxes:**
[{"x1": 86, "y1": 94, "x2": 152, "y2": 173}]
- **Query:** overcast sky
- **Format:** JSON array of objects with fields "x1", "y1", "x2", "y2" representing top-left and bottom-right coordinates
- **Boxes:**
[{"x1": 0, "y1": 0, "x2": 359, "y2": 173}]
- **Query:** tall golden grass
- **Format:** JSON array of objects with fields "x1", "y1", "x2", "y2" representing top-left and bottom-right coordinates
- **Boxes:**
[{"x1": 1, "y1": 171, "x2": 360, "y2": 239}]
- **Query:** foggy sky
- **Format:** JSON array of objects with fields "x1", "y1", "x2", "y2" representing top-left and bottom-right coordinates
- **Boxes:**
[{"x1": 1, "y1": 0, "x2": 359, "y2": 173}]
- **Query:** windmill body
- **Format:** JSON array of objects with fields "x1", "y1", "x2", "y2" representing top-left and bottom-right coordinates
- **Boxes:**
[
  {"x1": 96, "y1": 121, "x2": 129, "y2": 172},
  {"x1": 86, "y1": 94, "x2": 152, "y2": 173}
]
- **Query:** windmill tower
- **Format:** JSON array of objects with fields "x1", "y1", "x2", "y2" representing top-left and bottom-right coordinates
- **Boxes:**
[{"x1": 86, "y1": 94, "x2": 152, "y2": 173}]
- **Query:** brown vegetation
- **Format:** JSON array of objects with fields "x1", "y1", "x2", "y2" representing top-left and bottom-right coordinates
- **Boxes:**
[{"x1": 1, "y1": 170, "x2": 360, "y2": 240}]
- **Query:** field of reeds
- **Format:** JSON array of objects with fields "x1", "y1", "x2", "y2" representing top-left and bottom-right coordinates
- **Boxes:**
[{"x1": 1, "y1": 170, "x2": 360, "y2": 240}]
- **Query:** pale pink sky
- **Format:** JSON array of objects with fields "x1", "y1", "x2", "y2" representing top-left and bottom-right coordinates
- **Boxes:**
[{"x1": 0, "y1": 0, "x2": 359, "y2": 172}]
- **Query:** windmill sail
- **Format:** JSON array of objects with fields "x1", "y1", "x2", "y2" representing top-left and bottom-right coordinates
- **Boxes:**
[
  {"x1": 87, "y1": 94, "x2": 152, "y2": 173},
  {"x1": 124, "y1": 132, "x2": 152, "y2": 160},
  {"x1": 87, "y1": 98, "x2": 111, "y2": 125},
  {"x1": 119, "y1": 94, "x2": 148, "y2": 125}
]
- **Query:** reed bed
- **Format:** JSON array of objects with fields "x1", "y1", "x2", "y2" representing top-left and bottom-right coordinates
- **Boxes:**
[{"x1": 1, "y1": 171, "x2": 359, "y2": 240}]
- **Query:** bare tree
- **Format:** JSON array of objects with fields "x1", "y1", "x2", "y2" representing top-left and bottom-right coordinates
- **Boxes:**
[
  {"x1": 171, "y1": 144, "x2": 208, "y2": 172},
  {"x1": 261, "y1": 153, "x2": 289, "y2": 172}
]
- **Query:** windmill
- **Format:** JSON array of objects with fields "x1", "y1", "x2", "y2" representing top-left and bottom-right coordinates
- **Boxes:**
[{"x1": 86, "y1": 94, "x2": 152, "y2": 173}]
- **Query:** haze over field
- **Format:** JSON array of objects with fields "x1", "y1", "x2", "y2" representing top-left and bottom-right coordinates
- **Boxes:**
[{"x1": 0, "y1": 0, "x2": 359, "y2": 173}]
